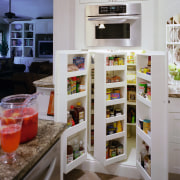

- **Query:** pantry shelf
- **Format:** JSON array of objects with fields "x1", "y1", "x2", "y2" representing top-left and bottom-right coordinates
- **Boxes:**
[
  {"x1": 127, "y1": 63, "x2": 136, "y2": 66},
  {"x1": 64, "y1": 121, "x2": 87, "y2": 138},
  {"x1": 137, "y1": 72, "x2": 151, "y2": 82},
  {"x1": 106, "y1": 98, "x2": 126, "y2": 106},
  {"x1": 67, "y1": 70, "x2": 87, "y2": 78},
  {"x1": 136, "y1": 161, "x2": 151, "y2": 180},
  {"x1": 136, "y1": 126, "x2": 151, "y2": 147},
  {"x1": 105, "y1": 153, "x2": 126, "y2": 166},
  {"x1": 136, "y1": 94, "x2": 151, "y2": 107},
  {"x1": 127, "y1": 123, "x2": 136, "y2": 126},
  {"x1": 127, "y1": 83, "x2": 136, "y2": 86},
  {"x1": 64, "y1": 153, "x2": 87, "y2": 174},
  {"x1": 127, "y1": 101, "x2": 136, "y2": 105},
  {"x1": 106, "y1": 131, "x2": 125, "y2": 141},
  {"x1": 106, "y1": 65, "x2": 126, "y2": 71},
  {"x1": 106, "y1": 82, "x2": 126, "y2": 88},
  {"x1": 67, "y1": 91, "x2": 87, "y2": 101},
  {"x1": 106, "y1": 115, "x2": 126, "y2": 123}
]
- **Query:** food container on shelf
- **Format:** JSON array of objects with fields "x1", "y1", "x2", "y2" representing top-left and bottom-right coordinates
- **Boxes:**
[
  {"x1": 1, "y1": 94, "x2": 39, "y2": 143},
  {"x1": 143, "y1": 119, "x2": 151, "y2": 134}
]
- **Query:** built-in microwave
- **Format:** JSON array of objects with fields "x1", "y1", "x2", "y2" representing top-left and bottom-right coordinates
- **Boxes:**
[{"x1": 86, "y1": 3, "x2": 141, "y2": 47}]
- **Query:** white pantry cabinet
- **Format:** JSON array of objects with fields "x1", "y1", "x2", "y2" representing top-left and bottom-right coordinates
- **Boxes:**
[
  {"x1": 136, "y1": 52, "x2": 168, "y2": 180},
  {"x1": 168, "y1": 98, "x2": 180, "y2": 174},
  {"x1": 94, "y1": 52, "x2": 127, "y2": 166},
  {"x1": 54, "y1": 50, "x2": 168, "y2": 180},
  {"x1": 54, "y1": 50, "x2": 89, "y2": 180}
]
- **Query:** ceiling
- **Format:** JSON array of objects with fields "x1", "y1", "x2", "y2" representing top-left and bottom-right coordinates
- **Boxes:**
[{"x1": 0, "y1": 0, "x2": 53, "y2": 23}]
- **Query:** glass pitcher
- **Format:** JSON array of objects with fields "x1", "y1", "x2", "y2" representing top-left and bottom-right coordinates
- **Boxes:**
[{"x1": 1, "y1": 94, "x2": 38, "y2": 144}]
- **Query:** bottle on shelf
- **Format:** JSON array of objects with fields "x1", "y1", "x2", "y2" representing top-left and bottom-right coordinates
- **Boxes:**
[
  {"x1": 67, "y1": 141, "x2": 73, "y2": 164},
  {"x1": 79, "y1": 140, "x2": 84, "y2": 155},
  {"x1": 79, "y1": 76, "x2": 85, "y2": 92},
  {"x1": 67, "y1": 79, "x2": 71, "y2": 95},
  {"x1": 73, "y1": 139, "x2": 80, "y2": 159},
  {"x1": 67, "y1": 111, "x2": 75, "y2": 128},
  {"x1": 70, "y1": 105, "x2": 77, "y2": 124},
  {"x1": 76, "y1": 76, "x2": 81, "y2": 93},
  {"x1": 116, "y1": 121, "x2": 123, "y2": 132},
  {"x1": 74, "y1": 102, "x2": 85, "y2": 123},
  {"x1": 140, "y1": 141, "x2": 148, "y2": 168}
]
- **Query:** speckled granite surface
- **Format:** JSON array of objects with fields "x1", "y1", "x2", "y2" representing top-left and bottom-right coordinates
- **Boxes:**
[
  {"x1": 0, "y1": 120, "x2": 66, "y2": 180},
  {"x1": 33, "y1": 76, "x2": 54, "y2": 88},
  {"x1": 168, "y1": 85, "x2": 180, "y2": 98}
]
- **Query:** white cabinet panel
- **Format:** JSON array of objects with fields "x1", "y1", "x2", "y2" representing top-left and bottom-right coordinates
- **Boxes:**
[
  {"x1": 169, "y1": 143, "x2": 180, "y2": 174},
  {"x1": 168, "y1": 98, "x2": 180, "y2": 113},
  {"x1": 94, "y1": 52, "x2": 127, "y2": 166},
  {"x1": 169, "y1": 113, "x2": 180, "y2": 144},
  {"x1": 55, "y1": 50, "x2": 89, "y2": 179},
  {"x1": 136, "y1": 52, "x2": 168, "y2": 180}
]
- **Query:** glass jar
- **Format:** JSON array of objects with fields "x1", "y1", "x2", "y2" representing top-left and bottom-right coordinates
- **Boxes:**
[{"x1": 1, "y1": 94, "x2": 38, "y2": 143}]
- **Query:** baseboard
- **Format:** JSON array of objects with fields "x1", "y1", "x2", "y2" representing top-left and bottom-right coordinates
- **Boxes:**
[{"x1": 77, "y1": 158, "x2": 142, "y2": 179}]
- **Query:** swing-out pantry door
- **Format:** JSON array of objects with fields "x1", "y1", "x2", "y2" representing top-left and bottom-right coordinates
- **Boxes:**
[
  {"x1": 136, "y1": 52, "x2": 168, "y2": 180},
  {"x1": 54, "y1": 50, "x2": 89, "y2": 180},
  {"x1": 94, "y1": 51, "x2": 128, "y2": 166}
]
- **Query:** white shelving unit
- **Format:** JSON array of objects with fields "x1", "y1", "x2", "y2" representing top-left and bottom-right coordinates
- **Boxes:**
[
  {"x1": 10, "y1": 21, "x2": 35, "y2": 58},
  {"x1": 127, "y1": 58, "x2": 136, "y2": 127},
  {"x1": 136, "y1": 52, "x2": 168, "y2": 180},
  {"x1": 94, "y1": 52, "x2": 127, "y2": 166},
  {"x1": 54, "y1": 50, "x2": 89, "y2": 179}
]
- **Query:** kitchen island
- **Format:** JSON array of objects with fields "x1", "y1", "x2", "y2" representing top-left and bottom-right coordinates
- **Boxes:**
[{"x1": 0, "y1": 120, "x2": 66, "y2": 180}]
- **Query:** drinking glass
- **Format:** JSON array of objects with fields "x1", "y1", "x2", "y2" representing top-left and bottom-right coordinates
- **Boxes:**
[{"x1": 0, "y1": 102, "x2": 23, "y2": 164}]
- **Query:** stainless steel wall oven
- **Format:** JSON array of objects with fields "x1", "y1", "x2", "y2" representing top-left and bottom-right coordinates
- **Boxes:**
[{"x1": 86, "y1": 3, "x2": 141, "y2": 47}]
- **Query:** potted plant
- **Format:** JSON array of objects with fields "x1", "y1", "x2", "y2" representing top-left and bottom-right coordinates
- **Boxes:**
[{"x1": 0, "y1": 36, "x2": 9, "y2": 57}]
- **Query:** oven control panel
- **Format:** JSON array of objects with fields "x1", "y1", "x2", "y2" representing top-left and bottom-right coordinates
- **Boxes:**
[{"x1": 99, "y1": 5, "x2": 126, "y2": 14}]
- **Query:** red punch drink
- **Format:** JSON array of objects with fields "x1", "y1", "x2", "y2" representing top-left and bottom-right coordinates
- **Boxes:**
[
  {"x1": 20, "y1": 107, "x2": 38, "y2": 143},
  {"x1": 0, "y1": 124, "x2": 21, "y2": 153}
]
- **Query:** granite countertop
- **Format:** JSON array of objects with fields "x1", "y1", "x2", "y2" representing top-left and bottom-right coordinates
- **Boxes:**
[
  {"x1": 0, "y1": 120, "x2": 66, "y2": 180},
  {"x1": 168, "y1": 84, "x2": 180, "y2": 98},
  {"x1": 33, "y1": 76, "x2": 54, "y2": 88}
]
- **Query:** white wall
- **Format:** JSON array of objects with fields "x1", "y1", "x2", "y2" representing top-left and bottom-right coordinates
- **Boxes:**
[
  {"x1": 53, "y1": 0, "x2": 75, "y2": 51},
  {"x1": 156, "y1": 0, "x2": 180, "y2": 51}
]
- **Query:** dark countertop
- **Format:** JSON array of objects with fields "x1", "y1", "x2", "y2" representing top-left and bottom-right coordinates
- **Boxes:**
[
  {"x1": 33, "y1": 76, "x2": 54, "y2": 88},
  {"x1": 0, "y1": 120, "x2": 66, "y2": 180}
]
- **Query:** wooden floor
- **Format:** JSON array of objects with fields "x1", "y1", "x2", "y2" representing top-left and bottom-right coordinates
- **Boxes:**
[{"x1": 64, "y1": 169, "x2": 139, "y2": 180}]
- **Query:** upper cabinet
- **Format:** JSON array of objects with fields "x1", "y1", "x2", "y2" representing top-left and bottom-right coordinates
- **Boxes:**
[{"x1": 35, "y1": 19, "x2": 53, "y2": 34}]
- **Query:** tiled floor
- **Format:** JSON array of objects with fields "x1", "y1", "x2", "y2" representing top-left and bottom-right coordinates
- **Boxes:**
[{"x1": 64, "y1": 169, "x2": 138, "y2": 180}]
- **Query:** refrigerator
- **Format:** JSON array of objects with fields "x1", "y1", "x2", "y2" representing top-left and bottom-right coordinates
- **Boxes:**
[{"x1": 54, "y1": 49, "x2": 168, "y2": 180}]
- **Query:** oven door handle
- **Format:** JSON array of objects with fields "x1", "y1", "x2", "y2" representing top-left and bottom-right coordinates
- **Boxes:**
[{"x1": 88, "y1": 15, "x2": 140, "y2": 21}]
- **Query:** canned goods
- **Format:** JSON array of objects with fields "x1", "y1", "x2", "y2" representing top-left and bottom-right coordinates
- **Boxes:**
[
  {"x1": 109, "y1": 145, "x2": 116, "y2": 157},
  {"x1": 143, "y1": 119, "x2": 151, "y2": 134},
  {"x1": 106, "y1": 89, "x2": 111, "y2": 100},
  {"x1": 139, "y1": 82, "x2": 147, "y2": 96},
  {"x1": 117, "y1": 144, "x2": 123, "y2": 155}
]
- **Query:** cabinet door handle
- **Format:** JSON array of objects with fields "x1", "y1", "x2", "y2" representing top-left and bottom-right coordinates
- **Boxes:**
[
  {"x1": 168, "y1": 100, "x2": 170, "y2": 104},
  {"x1": 44, "y1": 158, "x2": 57, "y2": 180}
]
